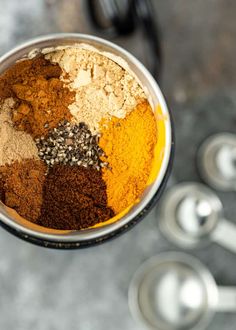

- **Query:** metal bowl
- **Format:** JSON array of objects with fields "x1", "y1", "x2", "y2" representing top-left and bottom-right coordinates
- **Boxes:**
[{"x1": 0, "y1": 33, "x2": 174, "y2": 248}]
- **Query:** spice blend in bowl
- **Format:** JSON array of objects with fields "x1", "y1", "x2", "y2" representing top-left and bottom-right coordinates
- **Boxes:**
[{"x1": 0, "y1": 35, "x2": 172, "y2": 245}]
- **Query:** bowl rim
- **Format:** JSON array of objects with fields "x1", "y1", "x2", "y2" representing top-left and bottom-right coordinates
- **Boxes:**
[{"x1": 0, "y1": 33, "x2": 173, "y2": 244}]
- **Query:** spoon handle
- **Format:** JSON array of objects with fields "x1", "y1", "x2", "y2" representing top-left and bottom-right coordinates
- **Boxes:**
[
  {"x1": 216, "y1": 287, "x2": 236, "y2": 312},
  {"x1": 211, "y1": 219, "x2": 236, "y2": 253}
]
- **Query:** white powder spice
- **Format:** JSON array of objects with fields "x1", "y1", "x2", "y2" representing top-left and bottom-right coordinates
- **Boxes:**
[
  {"x1": 0, "y1": 98, "x2": 39, "y2": 166},
  {"x1": 46, "y1": 47, "x2": 146, "y2": 132}
]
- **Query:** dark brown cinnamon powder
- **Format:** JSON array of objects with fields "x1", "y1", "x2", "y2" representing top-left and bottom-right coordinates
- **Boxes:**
[{"x1": 38, "y1": 165, "x2": 114, "y2": 230}]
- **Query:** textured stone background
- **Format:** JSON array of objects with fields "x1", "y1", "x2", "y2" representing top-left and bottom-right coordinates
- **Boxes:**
[{"x1": 0, "y1": 1, "x2": 236, "y2": 329}]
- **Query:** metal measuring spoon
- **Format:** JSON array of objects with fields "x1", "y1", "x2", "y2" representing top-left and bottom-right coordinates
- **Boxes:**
[
  {"x1": 129, "y1": 252, "x2": 236, "y2": 330},
  {"x1": 159, "y1": 182, "x2": 236, "y2": 251},
  {"x1": 198, "y1": 133, "x2": 236, "y2": 191}
]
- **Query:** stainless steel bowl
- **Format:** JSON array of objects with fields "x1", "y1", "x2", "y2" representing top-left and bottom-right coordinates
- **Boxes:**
[{"x1": 0, "y1": 33, "x2": 173, "y2": 248}]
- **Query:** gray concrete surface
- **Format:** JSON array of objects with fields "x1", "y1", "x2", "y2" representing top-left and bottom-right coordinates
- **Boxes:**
[{"x1": 0, "y1": 0, "x2": 236, "y2": 329}]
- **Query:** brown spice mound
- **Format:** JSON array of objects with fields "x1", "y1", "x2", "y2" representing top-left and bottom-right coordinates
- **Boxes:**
[
  {"x1": 38, "y1": 165, "x2": 114, "y2": 230},
  {"x1": 0, "y1": 56, "x2": 75, "y2": 137},
  {"x1": 0, "y1": 159, "x2": 47, "y2": 222}
]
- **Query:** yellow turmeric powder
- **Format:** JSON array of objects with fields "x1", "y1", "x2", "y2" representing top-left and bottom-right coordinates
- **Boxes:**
[{"x1": 99, "y1": 100, "x2": 157, "y2": 214}]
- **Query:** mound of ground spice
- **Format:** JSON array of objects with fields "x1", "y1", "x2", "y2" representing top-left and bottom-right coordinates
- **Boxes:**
[
  {"x1": 0, "y1": 159, "x2": 47, "y2": 223},
  {"x1": 46, "y1": 47, "x2": 145, "y2": 133},
  {"x1": 0, "y1": 56, "x2": 75, "y2": 137},
  {"x1": 99, "y1": 100, "x2": 157, "y2": 214},
  {"x1": 0, "y1": 98, "x2": 39, "y2": 166},
  {"x1": 38, "y1": 165, "x2": 114, "y2": 230}
]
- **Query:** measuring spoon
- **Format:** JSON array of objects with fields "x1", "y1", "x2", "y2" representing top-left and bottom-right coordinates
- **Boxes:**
[
  {"x1": 129, "y1": 252, "x2": 236, "y2": 330},
  {"x1": 159, "y1": 182, "x2": 236, "y2": 251}
]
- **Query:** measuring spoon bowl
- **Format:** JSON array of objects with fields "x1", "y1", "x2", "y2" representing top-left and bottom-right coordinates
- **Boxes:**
[{"x1": 159, "y1": 182, "x2": 236, "y2": 253}]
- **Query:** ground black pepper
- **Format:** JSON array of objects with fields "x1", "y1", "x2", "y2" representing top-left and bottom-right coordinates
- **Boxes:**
[
  {"x1": 37, "y1": 165, "x2": 114, "y2": 230},
  {"x1": 36, "y1": 120, "x2": 108, "y2": 170}
]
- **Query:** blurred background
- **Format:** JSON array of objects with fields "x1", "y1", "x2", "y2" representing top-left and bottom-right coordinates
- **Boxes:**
[{"x1": 0, "y1": 0, "x2": 236, "y2": 329}]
